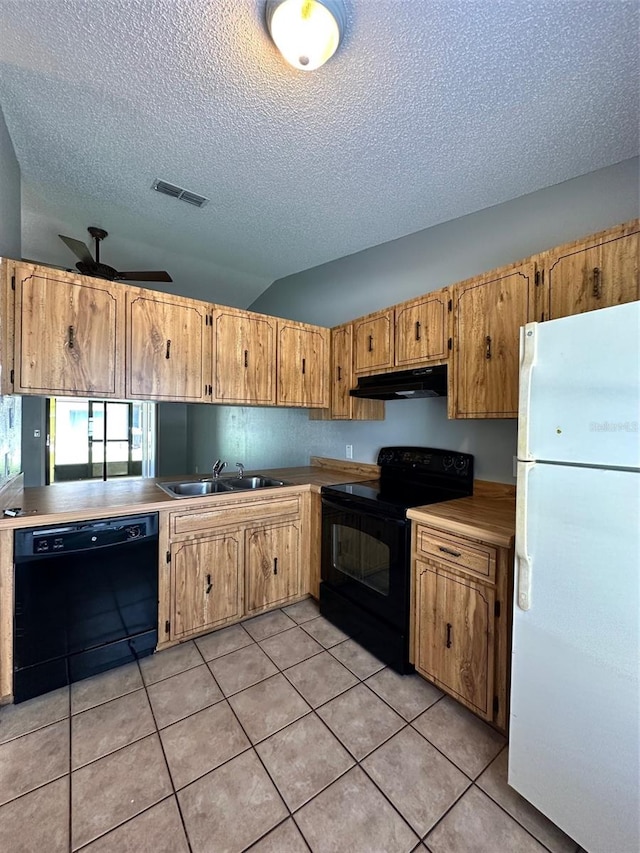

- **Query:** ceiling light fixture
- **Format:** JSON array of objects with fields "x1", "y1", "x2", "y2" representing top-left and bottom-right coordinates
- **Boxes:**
[{"x1": 265, "y1": 0, "x2": 346, "y2": 71}]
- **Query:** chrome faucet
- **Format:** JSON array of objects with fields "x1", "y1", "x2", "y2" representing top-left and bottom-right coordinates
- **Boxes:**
[
  {"x1": 212, "y1": 459, "x2": 227, "y2": 479},
  {"x1": 235, "y1": 462, "x2": 245, "y2": 479}
]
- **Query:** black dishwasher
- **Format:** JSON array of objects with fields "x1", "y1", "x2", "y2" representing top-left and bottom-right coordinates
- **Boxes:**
[{"x1": 13, "y1": 513, "x2": 159, "y2": 703}]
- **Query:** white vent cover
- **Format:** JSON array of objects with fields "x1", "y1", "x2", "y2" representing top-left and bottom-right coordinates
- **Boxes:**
[{"x1": 152, "y1": 179, "x2": 208, "y2": 208}]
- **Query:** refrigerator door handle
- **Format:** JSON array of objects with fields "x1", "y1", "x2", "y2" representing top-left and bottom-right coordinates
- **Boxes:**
[
  {"x1": 515, "y1": 460, "x2": 533, "y2": 611},
  {"x1": 517, "y1": 323, "x2": 538, "y2": 462}
]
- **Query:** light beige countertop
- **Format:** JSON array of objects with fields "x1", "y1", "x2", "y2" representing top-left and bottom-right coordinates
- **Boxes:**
[
  {"x1": 0, "y1": 461, "x2": 377, "y2": 529},
  {"x1": 407, "y1": 482, "x2": 516, "y2": 548}
]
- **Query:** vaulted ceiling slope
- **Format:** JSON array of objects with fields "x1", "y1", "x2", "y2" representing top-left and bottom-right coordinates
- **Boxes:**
[{"x1": 0, "y1": 0, "x2": 638, "y2": 306}]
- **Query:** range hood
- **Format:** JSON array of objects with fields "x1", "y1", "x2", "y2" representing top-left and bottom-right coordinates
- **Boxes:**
[{"x1": 349, "y1": 365, "x2": 448, "y2": 400}]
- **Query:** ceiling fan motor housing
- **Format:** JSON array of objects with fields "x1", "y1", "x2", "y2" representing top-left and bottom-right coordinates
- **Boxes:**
[{"x1": 75, "y1": 261, "x2": 119, "y2": 280}]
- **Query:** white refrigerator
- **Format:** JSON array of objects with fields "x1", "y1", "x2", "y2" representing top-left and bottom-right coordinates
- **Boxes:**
[{"x1": 509, "y1": 301, "x2": 640, "y2": 853}]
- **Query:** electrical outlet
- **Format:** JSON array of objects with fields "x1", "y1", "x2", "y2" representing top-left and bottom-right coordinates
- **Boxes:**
[
  {"x1": 345, "y1": 445, "x2": 353, "y2": 459},
  {"x1": 194, "y1": 465, "x2": 199, "y2": 474}
]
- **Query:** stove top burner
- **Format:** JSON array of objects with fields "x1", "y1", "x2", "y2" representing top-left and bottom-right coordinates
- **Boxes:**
[{"x1": 321, "y1": 447, "x2": 474, "y2": 517}]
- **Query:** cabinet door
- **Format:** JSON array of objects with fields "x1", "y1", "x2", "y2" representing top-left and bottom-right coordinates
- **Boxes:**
[
  {"x1": 353, "y1": 310, "x2": 394, "y2": 373},
  {"x1": 310, "y1": 323, "x2": 384, "y2": 422},
  {"x1": 13, "y1": 265, "x2": 123, "y2": 396},
  {"x1": 331, "y1": 324, "x2": 352, "y2": 418},
  {"x1": 127, "y1": 290, "x2": 211, "y2": 401},
  {"x1": 214, "y1": 309, "x2": 276, "y2": 404},
  {"x1": 395, "y1": 290, "x2": 450, "y2": 366},
  {"x1": 416, "y1": 562, "x2": 495, "y2": 719},
  {"x1": 245, "y1": 520, "x2": 301, "y2": 613},
  {"x1": 452, "y1": 264, "x2": 533, "y2": 418},
  {"x1": 277, "y1": 322, "x2": 329, "y2": 407},
  {"x1": 171, "y1": 532, "x2": 243, "y2": 639},
  {"x1": 544, "y1": 228, "x2": 639, "y2": 321}
]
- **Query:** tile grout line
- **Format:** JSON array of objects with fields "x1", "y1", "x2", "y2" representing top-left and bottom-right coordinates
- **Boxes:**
[
  {"x1": 214, "y1": 607, "x2": 422, "y2": 848},
  {"x1": 7, "y1": 603, "x2": 572, "y2": 853},
  {"x1": 67, "y1": 683, "x2": 72, "y2": 853},
  {"x1": 143, "y1": 723, "x2": 194, "y2": 852}
]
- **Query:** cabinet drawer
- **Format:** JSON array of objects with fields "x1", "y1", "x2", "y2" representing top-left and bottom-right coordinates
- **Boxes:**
[
  {"x1": 416, "y1": 527, "x2": 496, "y2": 581},
  {"x1": 170, "y1": 496, "x2": 301, "y2": 537}
]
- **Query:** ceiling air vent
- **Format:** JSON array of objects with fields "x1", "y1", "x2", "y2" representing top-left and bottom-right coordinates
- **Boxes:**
[{"x1": 152, "y1": 179, "x2": 208, "y2": 208}]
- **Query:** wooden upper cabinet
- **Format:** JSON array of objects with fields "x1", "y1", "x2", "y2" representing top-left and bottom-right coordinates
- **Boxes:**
[
  {"x1": 395, "y1": 289, "x2": 451, "y2": 366},
  {"x1": 213, "y1": 308, "x2": 276, "y2": 405},
  {"x1": 245, "y1": 520, "x2": 301, "y2": 614},
  {"x1": 126, "y1": 289, "x2": 212, "y2": 402},
  {"x1": 353, "y1": 309, "x2": 394, "y2": 373},
  {"x1": 12, "y1": 263, "x2": 124, "y2": 397},
  {"x1": 451, "y1": 263, "x2": 534, "y2": 418},
  {"x1": 330, "y1": 324, "x2": 353, "y2": 419},
  {"x1": 277, "y1": 321, "x2": 329, "y2": 408},
  {"x1": 540, "y1": 221, "x2": 639, "y2": 321}
]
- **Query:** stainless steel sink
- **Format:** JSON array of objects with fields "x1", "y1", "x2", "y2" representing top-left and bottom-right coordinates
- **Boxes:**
[
  {"x1": 157, "y1": 480, "x2": 234, "y2": 498},
  {"x1": 158, "y1": 476, "x2": 288, "y2": 498},
  {"x1": 226, "y1": 476, "x2": 287, "y2": 490}
]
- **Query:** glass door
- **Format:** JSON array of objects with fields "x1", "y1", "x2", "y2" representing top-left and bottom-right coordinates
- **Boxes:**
[{"x1": 47, "y1": 398, "x2": 156, "y2": 483}]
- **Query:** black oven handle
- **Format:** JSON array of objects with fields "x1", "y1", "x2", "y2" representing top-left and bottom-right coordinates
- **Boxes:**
[{"x1": 321, "y1": 495, "x2": 407, "y2": 528}]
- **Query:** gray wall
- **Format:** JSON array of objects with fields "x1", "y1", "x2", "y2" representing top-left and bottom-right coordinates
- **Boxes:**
[
  {"x1": 189, "y1": 159, "x2": 640, "y2": 484},
  {"x1": 0, "y1": 106, "x2": 20, "y2": 258},
  {"x1": 251, "y1": 159, "x2": 639, "y2": 325},
  {"x1": 156, "y1": 403, "x2": 188, "y2": 477},
  {"x1": 0, "y1": 105, "x2": 22, "y2": 490}
]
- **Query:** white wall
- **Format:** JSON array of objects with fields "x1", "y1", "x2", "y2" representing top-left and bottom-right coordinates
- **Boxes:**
[{"x1": 190, "y1": 160, "x2": 640, "y2": 484}]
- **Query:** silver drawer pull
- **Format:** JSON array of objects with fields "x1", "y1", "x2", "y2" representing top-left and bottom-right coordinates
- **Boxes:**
[{"x1": 439, "y1": 546, "x2": 462, "y2": 558}]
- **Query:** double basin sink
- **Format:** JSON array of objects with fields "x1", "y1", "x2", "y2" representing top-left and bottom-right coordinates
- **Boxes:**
[{"x1": 158, "y1": 476, "x2": 288, "y2": 499}]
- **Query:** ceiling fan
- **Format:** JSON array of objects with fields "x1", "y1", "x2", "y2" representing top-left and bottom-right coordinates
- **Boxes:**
[{"x1": 58, "y1": 226, "x2": 173, "y2": 282}]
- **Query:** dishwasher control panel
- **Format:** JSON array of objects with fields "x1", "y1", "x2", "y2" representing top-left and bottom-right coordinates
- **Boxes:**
[{"x1": 15, "y1": 513, "x2": 159, "y2": 559}]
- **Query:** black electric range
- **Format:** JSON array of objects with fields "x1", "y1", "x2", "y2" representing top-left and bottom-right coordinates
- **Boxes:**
[{"x1": 320, "y1": 447, "x2": 474, "y2": 672}]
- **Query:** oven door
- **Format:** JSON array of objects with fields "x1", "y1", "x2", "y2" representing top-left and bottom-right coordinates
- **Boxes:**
[{"x1": 321, "y1": 495, "x2": 410, "y2": 630}]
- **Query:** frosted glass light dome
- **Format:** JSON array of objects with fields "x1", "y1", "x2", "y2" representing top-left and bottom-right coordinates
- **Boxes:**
[{"x1": 266, "y1": 0, "x2": 346, "y2": 71}]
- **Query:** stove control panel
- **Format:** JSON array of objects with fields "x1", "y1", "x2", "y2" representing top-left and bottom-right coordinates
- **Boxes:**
[{"x1": 378, "y1": 447, "x2": 473, "y2": 475}]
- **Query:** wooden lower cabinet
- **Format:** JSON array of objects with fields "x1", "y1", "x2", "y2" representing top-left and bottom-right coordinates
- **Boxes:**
[
  {"x1": 164, "y1": 492, "x2": 308, "y2": 644},
  {"x1": 412, "y1": 522, "x2": 512, "y2": 732},
  {"x1": 170, "y1": 532, "x2": 243, "y2": 639},
  {"x1": 245, "y1": 520, "x2": 301, "y2": 614},
  {"x1": 416, "y1": 561, "x2": 494, "y2": 718}
]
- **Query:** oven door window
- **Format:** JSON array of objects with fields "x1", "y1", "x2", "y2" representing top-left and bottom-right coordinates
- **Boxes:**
[
  {"x1": 331, "y1": 522, "x2": 390, "y2": 596},
  {"x1": 321, "y1": 498, "x2": 409, "y2": 629}
]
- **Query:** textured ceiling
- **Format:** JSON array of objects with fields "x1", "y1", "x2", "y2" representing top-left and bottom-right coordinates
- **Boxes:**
[{"x1": 0, "y1": 0, "x2": 638, "y2": 305}]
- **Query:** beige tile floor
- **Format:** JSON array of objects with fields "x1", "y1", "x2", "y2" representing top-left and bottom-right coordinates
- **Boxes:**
[{"x1": 0, "y1": 598, "x2": 581, "y2": 853}]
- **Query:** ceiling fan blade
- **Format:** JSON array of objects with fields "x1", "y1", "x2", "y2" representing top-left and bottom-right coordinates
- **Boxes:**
[
  {"x1": 59, "y1": 234, "x2": 95, "y2": 265},
  {"x1": 116, "y1": 270, "x2": 173, "y2": 283}
]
